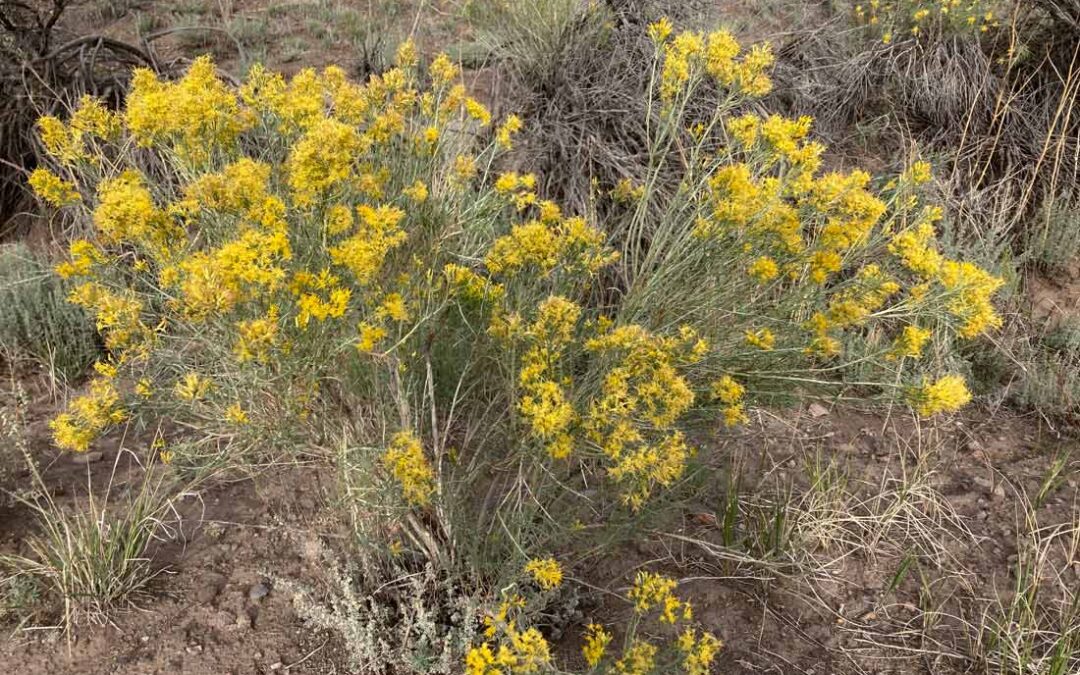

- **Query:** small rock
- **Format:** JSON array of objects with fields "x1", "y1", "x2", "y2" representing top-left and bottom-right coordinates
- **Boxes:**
[
  {"x1": 140, "y1": 635, "x2": 150, "y2": 643},
  {"x1": 270, "y1": 663, "x2": 283, "y2": 671},
  {"x1": 249, "y1": 582, "x2": 271, "y2": 602},
  {"x1": 808, "y1": 403, "x2": 830, "y2": 418},
  {"x1": 70, "y1": 451, "x2": 104, "y2": 465},
  {"x1": 186, "y1": 644, "x2": 203, "y2": 655}
]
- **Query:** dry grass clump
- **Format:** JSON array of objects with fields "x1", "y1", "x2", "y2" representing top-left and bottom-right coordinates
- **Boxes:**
[{"x1": 0, "y1": 395, "x2": 178, "y2": 632}]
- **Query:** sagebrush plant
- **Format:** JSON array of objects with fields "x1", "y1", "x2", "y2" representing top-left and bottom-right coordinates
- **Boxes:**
[
  {"x1": 281, "y1": 538, "x2": 483, "y2": 674},
  {"x1": 28, "y1": 17, "x2": 1005, "y2": 671},
  {"x1": 0, "y1": 243, "x2": 101, "y2": 382}
]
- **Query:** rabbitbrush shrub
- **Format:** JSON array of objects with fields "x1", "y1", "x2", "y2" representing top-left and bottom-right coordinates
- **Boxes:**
[{"x1": 28, "y1": 19, "x2": 1005, "y2": 672}]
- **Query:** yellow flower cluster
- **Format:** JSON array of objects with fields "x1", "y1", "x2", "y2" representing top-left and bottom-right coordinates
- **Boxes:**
[
  {"x1": 907, "y1": 374, "x2": 972, "y2": 416},
  {"x1": 677, "y1": 628, "x2": 724, "y2": 675},
  {"x1": 93, "y1": 170, "x2": 182, "y2": 259},
  {"x1": 523, "y1": 558, "x2": 563, "y2": 590},
  {"x1": 172, "y1": 228, "x2": 292, "y2": 319},
  {"x1": 711, "y1": 375, "x2": 749, "y2": 427},
  {"x1": 175, "y1": 372, "x2": 212, "y2": 401},
  {"x1": 649, "y1": 22, "x2": 774, "y2": 101},
  {"x1": 29, "y1": 168, "x2": 81, "y2": 207},
  {"x1": 36, "y1": 95, "x2": 121, "y2": 165},
  {"x1": 485, "y1": 213, "x2": 615, "y2": 278},
  {"x1": 287, "y1": 118, "x2": 365, "y2": 204},
  {"x1": 610, "y1": 178, "x2": 646, "y2": 204},
  {"x1": 938, "y1": 261, "x2": 1004, "y2": 338},
  {"x1": 49, "y1": 376, "x2": 127, "y2": 452},
  {"x1": 67, "y1": 281, "x2": 151, "y2": 356},
  {"x1": 291, "y1": 269, "x2": 351, "y2": 328},
  {"x1": 125, "y1": 56, "x2": 245, "y2": 163},
  {"x1": 887, "y1": 215, "x2": 1003, "y2": 338},
  {"x1": 55, "y1": 239, "x2": 106, "y2": 279},
  {"x1": 466, "y1": 596, "x2": 551, "y2": 675},
  {"x1": 852, "y1": 0, "x2": 1003, "y2": 41},
  {"x1": 744, "y1": 327, "x2": 776, "y2": 351},
  {"x1": 628, "y1": 571, "x2": 692, "y2": 624},
  {"x1": 578, "y1": 569, "x2": 721, "y2": 674},
  {"x1": 614, "y1": 641, "x2": 658, "y2": 675},
  {"x1": 444, "y1": 263, "x2": 505, "y2": 305},
  {"x1": 584, "y1": 325, "x2": 704, "y2": 510},
  {"x1": 826, "y1": 264, "x2": 901, "y2": 328},
  {"x1": 329, "y1": 205, "x2": 408, "y2": 286},
  {"x1": 888, "y1": 325, "x2": 932, "y2": 359},
  {"x1": 178, "y1": 158, "x2": 283, "y2": 225},
  {"x1": 234, "y1": 306, "x2": 280, "y2": 363},
  {"x1": 582, "y1": 623, "x2": 613, "y2": 668},
  {"x1": 382, "y1": 430, "x2": 435, "y2": 506},
  {"x1": 515, "y1": 296, "x2": 582, "y2": 460}
]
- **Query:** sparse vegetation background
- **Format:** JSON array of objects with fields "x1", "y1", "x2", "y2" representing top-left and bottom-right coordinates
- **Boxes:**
[{"x1": 0, "y1": 1, "x2": 1077, "y2": 674}]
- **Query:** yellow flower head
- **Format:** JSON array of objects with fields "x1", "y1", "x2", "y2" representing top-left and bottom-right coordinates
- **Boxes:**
[
  {"x1": 225, "y1": 403, "x2": 249, "y2": 424},
  {"x1": 908, "y1": 374, "x2": 972, "y2": 416},
  {"x1": 582, "y1": 623, "x2": 612, "y2": 668},
  {"x1": 29, "y1": 168, "x2": 81, "y2": 207},
  {"x1": 382, "y1": 430, "x2": 435, "y2": 506},
  {"x1": 647, "y1": 18, "x2": 673, "y2": 44},
  {"x1": 175, "y1": 372, "x2": 212, "y2": 401},
  {"x1": 524, "y1": 557, "x2": 563, "y2": 590}
]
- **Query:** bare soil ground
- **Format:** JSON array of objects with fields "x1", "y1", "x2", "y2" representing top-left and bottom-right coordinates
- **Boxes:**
[{"x1": 2, "y1": 368, "x2": 1075, "y2": 674}]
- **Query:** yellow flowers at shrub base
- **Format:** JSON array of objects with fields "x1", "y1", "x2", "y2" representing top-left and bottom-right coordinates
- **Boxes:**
[
  {"x1": 524, "y1": 558, "x2": 563, "y2": 591},
  {"x1": 49, "y1": 377, "x2": 127, "y2": 452},
  {"x1": 907, "y1": 374, "x2": 972, "y2": 416},
  {"x1": 582, "y1": 623, "x2": 613, "y2": 668},
  {"x1": 382, "y1": 430, "x2": 435, "y2": 506},
  {"x1": 677, "y1": 628, "x2": 724, "y2": 675},
  {"x1": 467, "y1": 595, "x2": 552, "y2": 675},
  {"x1": 629, "y1": 571, "x2": 692, "y2": 624},
  {"x1": 614, "y1": 640, "x2": 659, "y2": 675}
]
